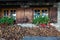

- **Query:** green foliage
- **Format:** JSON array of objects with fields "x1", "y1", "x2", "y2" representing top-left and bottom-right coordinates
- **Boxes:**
[
  {"x1": 32, "y1": 15, "x2": 50, "y2": 25},
  {"x1": 7, "y1": 17, "x2": 14, "y2": 25},
  {"x1": 0, "y1": 17, "x2": 14, "y2": 25}
]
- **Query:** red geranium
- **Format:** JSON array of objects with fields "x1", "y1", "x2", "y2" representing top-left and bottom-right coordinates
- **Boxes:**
[{"x1": 40, "y1": 24, "x2": 46, "y2": 28}]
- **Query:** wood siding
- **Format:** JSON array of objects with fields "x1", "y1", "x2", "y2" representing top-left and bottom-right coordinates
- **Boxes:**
[
  {"x1": 25, "y1": 8, "x2": 33, "y2": 23},
  {"x1": 49, "y1": 7, "x2": 57, "y2": 23},
  {"x1": 16, "y1": 8, "x2": 33, "y2": 23},
  {"x1": 16, "y1": 8, "x2": 25, "y2": 23}
]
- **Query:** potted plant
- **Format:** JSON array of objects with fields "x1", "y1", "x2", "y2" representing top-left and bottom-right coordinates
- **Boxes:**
[
  {"x1": 39, "y1": 16, "x2": 50, "y2": 28},
  {"x1": 0, "y1": 17, "x2": 14, "y2": 28},
  {"x1": 33, "y1": 15, "x2": 50, "y2": 28}
]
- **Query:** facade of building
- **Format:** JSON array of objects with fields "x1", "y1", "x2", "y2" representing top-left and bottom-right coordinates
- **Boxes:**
[{"x1": 0, "y1": 1, "x2": 59, "y2": 23}]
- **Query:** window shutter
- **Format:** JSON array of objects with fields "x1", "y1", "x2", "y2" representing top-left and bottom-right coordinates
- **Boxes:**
[{"x1": 49, "y1": 7, "x2": 57, "y2": 23}]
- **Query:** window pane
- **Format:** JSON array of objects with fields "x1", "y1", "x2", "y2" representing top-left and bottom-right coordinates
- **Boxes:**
[
  {"x1": 11, "y1": 10, "x2": 13, "y2": 12},
  {"x1": 34, "y1": 10, "x2": 40, "y2": 19},
  {"x1": 10, "y1": 10, "x2": 16, "y2": 16},
  {"x1": 37, "y1": 13, "x2": 40, "y2": 15},
  {"x1": 42, "y1": 10, "x2": 48, "y2": 16},
  {"x1": 10, "y1": 10, "x2": 13, "y2": 16},
  {"x1": 34, "y1": 10, "x2": 40, "y2": 12},
  {"x1": 34, "y1": 10, "x2": 37, "y2": 12},
  {"x1": 4, "y1": 10, "x2": 6, "y2": 16},
  {"x1": 4, "y1": 10, "x2": 8, "y2": 16},
  {"x1": 45, "y1": 10, "x2": 47, "y2": 12},
  {"x1": 37, "y1": 10, "x2": 40, "y2": 12},
  {"x1": 42, "y1": 10, "x2": 45, "y2": 16},
  {"x1": 42, "y1": 10, "x2": 45, "y2": 13},
  {"x1": 7, "y1": 10, "x2": 8, "y2": 15},
  {"x1": 45, "y1": 10, "x2": 48, "y2": 16},
  {"x1": 10, "y1": 10, "x2": 16, "y2": 20},
  {"x1": 14, "y1": 10, "x2": 16, "y2": 14}
]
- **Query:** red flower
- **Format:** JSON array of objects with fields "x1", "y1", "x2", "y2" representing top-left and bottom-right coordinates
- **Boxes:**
[{"x1": 40, "y1": 24, "x2": 46, "y2": 28}]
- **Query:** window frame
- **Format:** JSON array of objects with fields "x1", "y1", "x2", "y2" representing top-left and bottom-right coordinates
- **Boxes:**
[{"x1": 33, "y1": 8, "x2": 48, "y2": 19}]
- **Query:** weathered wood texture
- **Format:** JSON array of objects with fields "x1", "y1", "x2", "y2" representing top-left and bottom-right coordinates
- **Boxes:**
[
  {"x1": 0, "y1": 7, "x2": 57, "y2": 23},
  {"x1": 49, "y1": 7, "x2": 57, "y2": 23},
  {"x1": 25, "y1": 8, "x2": 33, "y2": 23},
  {"x1": 16, "y1": 8, "x2": 33, "y2": 23}
]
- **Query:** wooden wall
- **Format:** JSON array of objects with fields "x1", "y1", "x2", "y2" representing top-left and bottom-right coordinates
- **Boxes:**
[
  {"x1": 25, "y1": 8, "x2": 33, "y2": 23},
  {"x1": 49, "y1": 7, "x2": 57, "y2": 23},
  {"x1": 0, "y1": 7, "x2": 57, "y2": 23},
  {"x1": 0, "y1": 8, "x2": 16, "y2": 17},
  {"x1": 16, "y1": 8, "x2": 33, "y2": 23}
]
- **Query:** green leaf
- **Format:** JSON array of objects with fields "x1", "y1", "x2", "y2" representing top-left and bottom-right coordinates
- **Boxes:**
[{"x1": 32, "y1": 15, "x2": 50, "y2": 25}]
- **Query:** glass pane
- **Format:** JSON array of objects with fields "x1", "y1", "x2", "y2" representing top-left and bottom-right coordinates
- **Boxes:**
[
  {"x1": 4, "y1": 10, "x2": 6, "y2": 16},
  {"x1": 10, "y1": 10, "x2": 16, "y2": 16},
  {"x1": 4, "y1": 10, "x2": 8, "y2": 16},
  {"x1": 42, "y1": 10, "x2": 45, "y2": 16},
  {"x1": 12, "y1": 16, "x2": 16, "y2": 20},
  {"x1": 34, "y1": 10, "x2": 40, "y2": 12},
  {"x1": 42, "y1": 10, "x2": 45, "y2": 13},
  {"x1": 37, "y1": 10, "x2": 40, "y2": 12},
  {"x1": 7, "y1": 10, "x2": 8, "y2": 15},
  {"x1": 14, "y1": 10, "x2": 16, "y2": 12},
  {"x1": 45, "y1": 10, "x2": 47, "y2": 12},
  {"x1": 42, "y1": 9, "x2": 48, "y2": 16},
  {"x1": 34, "y1": 10, "x2": 37, "y2": 13},
  {"x1": 10, "y1": 10, "x2": 13, "y2": 16},
  {"x1": 10, "y1": 10, "x2": 16, "y2": 20},
  {"x1": 37, "y1": 13, "x2": 40, "y2": 15},
  {"x1": 14, "y1": 10, "x2": 16, "y2": 14},
  {"x1": 34, "y1": 10, "x2": 40, "y2": 19},
  {"x1": 45, "y1": 10, "x2": 48, "y2": 16}
]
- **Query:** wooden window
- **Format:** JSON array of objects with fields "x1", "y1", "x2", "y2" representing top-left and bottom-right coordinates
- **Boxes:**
[
  {"x1": 4, "y1": 10, "x2": 8, "y2": 16},
  {"x1": 10, "y1": 10, "x2": 16, "y2": 20},
  {"x1": 34, "y1": 10, "x2": 40, "y2": 19},
  {"x1": 49, "y1": 7, "x2": 57, "y2": 23},
  {"x1": 42, "y1": 9, "x2": 48, "y2": 16},
  {"x1": 33, "y1": 8, "x2": 48, "y2": 19}
]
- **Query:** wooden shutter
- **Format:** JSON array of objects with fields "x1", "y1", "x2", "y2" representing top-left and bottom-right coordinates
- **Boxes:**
[
  {"x1": 16, "y1": 8, "x2": 33, "y2": 23},
  {"x1": 16, "y1": 8, "x2": 25, "y2": 23},
  {"x1": 49, "y1": 7, "x2": 57, "y2": 23},
  {"x1": 25, "y1": 8, "x2": 33, "y2": 23}
]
